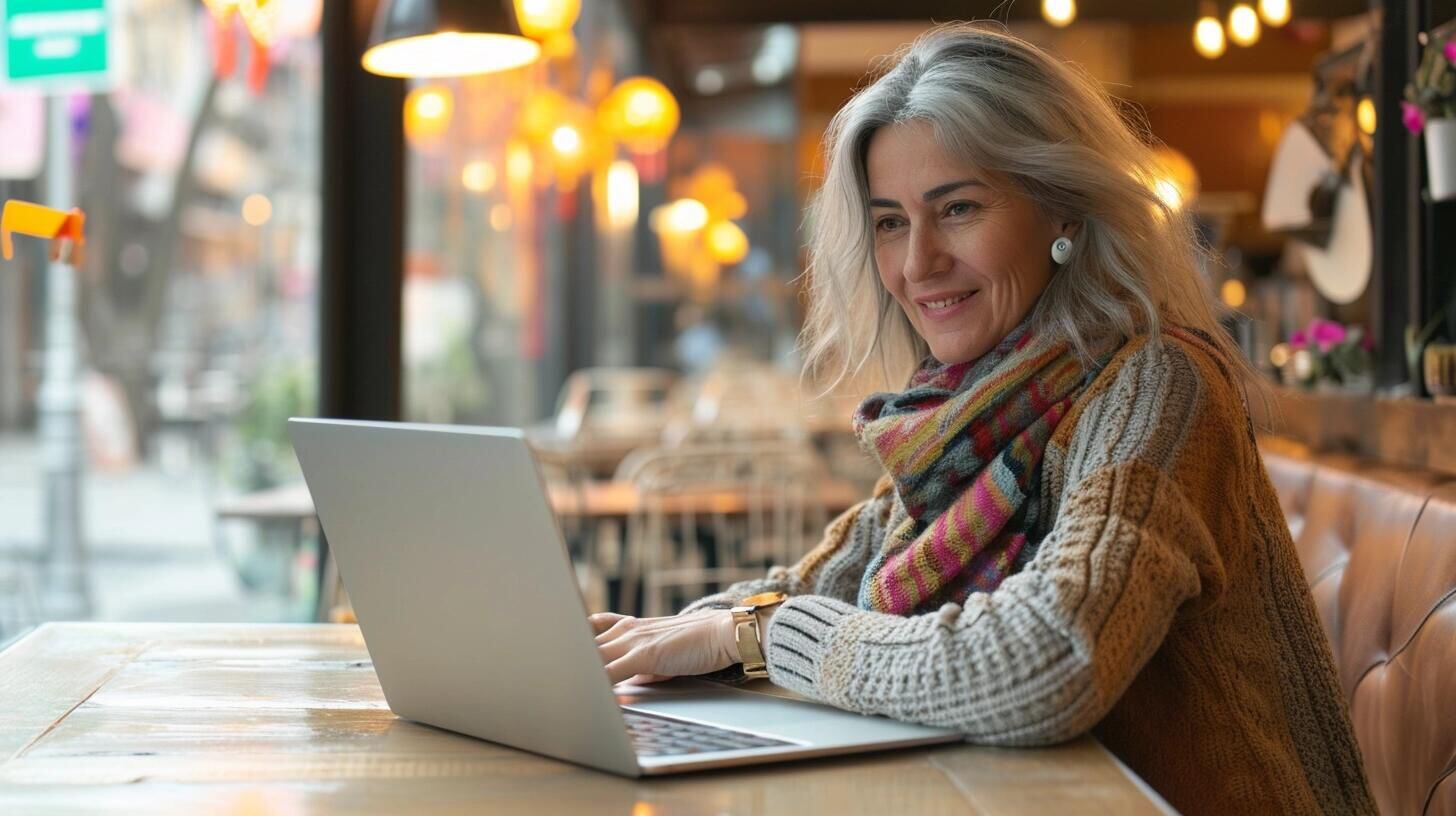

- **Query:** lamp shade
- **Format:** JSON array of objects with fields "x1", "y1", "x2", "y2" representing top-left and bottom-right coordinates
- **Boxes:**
[{"x1": 363, "y1": 0, "x2": 540, "y2": 78}]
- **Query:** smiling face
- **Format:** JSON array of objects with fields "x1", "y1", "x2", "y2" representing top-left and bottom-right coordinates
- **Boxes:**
[{"x1": 866, "y1": 119, "x2": 1065, "y2": 365}]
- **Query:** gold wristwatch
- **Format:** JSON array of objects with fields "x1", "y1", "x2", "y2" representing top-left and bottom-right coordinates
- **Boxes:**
[{"x1": 730, "y1": 591, "x2": 788, "y2": 679}]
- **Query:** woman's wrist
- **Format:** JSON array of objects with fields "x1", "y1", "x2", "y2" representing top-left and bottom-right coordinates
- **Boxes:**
[{"x1": 718, "y1": 610, "x2": 741, "y2": 663}]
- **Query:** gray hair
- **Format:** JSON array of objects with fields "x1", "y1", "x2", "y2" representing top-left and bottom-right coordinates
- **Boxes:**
[{"x1": 801, "y1": 22, "x2": 1252, "y2": 393}]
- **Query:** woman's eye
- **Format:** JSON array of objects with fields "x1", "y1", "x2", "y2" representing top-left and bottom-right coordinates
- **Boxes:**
[
  {"x1": 875, "y1": 216, "x2": 904, "y2": 233},
  {"x1": 944, "y1": 201, "x2": 978, "y2": 218}
]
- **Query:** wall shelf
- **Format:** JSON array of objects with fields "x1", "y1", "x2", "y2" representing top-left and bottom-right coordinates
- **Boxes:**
[{"x1": 1250, "y1": 384, "x2": 1456, "y2": 477}]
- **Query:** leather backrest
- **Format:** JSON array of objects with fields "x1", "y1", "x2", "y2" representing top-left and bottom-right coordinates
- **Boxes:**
[
  {"x1": 1349, "y1": 483, "x2": 1456, "y2": 816},
  {"x1": 1262, "y1": 444, "x2": 1314, "y2": 542},
  {"x1": 1261, "y1": 441, "x2": 1456, "y2": 815}
]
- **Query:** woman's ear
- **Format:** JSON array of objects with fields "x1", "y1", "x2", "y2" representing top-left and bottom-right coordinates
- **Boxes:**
[{"x1": 1059, "y1": 220, "x2": 1082, "y2": 240}]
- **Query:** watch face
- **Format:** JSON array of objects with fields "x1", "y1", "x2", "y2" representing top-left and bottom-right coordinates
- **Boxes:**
[{"x1": 741, "y1": 591, "x2": 788, "y2": 607}]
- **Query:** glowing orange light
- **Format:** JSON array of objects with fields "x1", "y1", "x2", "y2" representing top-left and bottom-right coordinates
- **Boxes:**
[
  {"x1": 1194, "y1": 16, "x2": 1226, "y2": 59},
  {"x1": 404, "y1": 85, "x2": 454, "y2": 145},
  {"x1": 599, "y1": 77, "x2": 680, "y2": 154},
  {"x1": 1221, "y1": 279, "x2": 1247, "y2": 308},
  {"x1": 706, "y1": 220, "x2": 749, "y2": 265},
  {"x1": 514, "y1": 0, "x2": 581, "y2": 40}
]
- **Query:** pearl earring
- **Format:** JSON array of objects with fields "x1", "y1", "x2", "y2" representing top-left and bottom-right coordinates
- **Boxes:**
[{"x1": 1050, "y1": 236, "x2": 1073, "y2": 265}]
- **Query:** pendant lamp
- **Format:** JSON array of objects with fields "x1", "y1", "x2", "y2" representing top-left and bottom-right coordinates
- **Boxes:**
[{"x1": 362, "y1": 0, "x2": 540, "y2": 78}]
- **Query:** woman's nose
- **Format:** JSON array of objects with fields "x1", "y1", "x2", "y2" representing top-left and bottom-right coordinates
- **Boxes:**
[{"x1": 902, "y1": 224, "x2": 948, "y2": 283}]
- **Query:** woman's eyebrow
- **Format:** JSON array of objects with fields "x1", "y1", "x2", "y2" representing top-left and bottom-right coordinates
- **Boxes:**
[
  {"x1": 922, "y1": 179, "x2": 986, "y2": 201},
  {"x1": 869, "y1": 179, "x2": 987, "y2": 209}
]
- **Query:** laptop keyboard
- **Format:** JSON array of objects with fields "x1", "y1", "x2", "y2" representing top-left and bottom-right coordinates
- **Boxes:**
[{"x1": 622, "y1": 710, "x2": 794, "y2": 756}]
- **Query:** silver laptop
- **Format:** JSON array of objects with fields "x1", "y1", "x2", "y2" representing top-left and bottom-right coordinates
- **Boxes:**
[{"x1": 288, "y1": 418, "x2": 962, "y2": 776}]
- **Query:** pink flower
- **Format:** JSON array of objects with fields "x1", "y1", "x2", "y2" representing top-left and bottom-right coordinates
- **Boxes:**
[
  {"x1": 1445, "y1": 41, "x2": 1456, "y2": 64},
  {"x1": 1289, "y1": 330, "x2": 1308, "y2": 349},
  {"x1": 1403, "y1": 101, "x2": 1427, "y2": 134},
  {"x1": 1310, "y1": 319, "x2": 1348, "y2": 352}
]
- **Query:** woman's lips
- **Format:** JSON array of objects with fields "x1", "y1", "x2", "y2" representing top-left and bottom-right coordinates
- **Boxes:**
[{"x1": 917, "y1": 290, "x2": 977, "y2": 320}]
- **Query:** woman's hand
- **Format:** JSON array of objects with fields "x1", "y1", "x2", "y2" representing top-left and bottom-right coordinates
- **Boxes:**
[{"x1": 590, "y1": 610, "x2": 738, "y2": 686}]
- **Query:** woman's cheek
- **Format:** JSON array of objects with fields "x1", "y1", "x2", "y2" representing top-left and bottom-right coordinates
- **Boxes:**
[{"x1": 874, "y1": 246, "x2": 903, "y2": 294}]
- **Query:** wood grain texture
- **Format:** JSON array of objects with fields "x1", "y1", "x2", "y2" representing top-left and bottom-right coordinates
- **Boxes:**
[
  {"x1": 1251, "y1": 385, "x2": 1456, "y2": 479},
  {"x1": 0, "y1": 624, "x2": 1171, "y2": 814}
]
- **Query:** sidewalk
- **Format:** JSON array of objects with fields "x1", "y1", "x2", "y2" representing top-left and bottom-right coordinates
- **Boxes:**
[{"x1": 0, "y1": 433, "x2": 307, "y2": 627}]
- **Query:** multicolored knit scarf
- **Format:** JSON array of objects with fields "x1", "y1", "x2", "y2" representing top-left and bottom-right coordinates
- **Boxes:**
[{"x1": 852, "y1": 321, "x2": 1104, "y2": 615}]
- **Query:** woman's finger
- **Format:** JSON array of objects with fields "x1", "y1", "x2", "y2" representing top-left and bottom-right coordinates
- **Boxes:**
[
  {"x1": 594, "y1": 616, "x2": 636, "y2": 645},
  {"x1": 588, "y1": 612, "x2": 626, "y2": 635},
  {"x1": 624, "y1": 673, "x2": 672, "y2": 685},
  {"x1": 594, "y1": 638, "x2": 634, "y2": 670},
  {"x1": 605, "y1": 652, "x2": 648, "y2": 685}
]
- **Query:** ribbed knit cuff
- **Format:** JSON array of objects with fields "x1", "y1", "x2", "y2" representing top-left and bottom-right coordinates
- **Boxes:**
[{"x1": 764, "y1": 595, "x2": 859, "y2": 699}]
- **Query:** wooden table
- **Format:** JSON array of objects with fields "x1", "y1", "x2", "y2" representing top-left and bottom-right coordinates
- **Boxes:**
[
  {"x1": 215, "y1": 479, "x2": 866, "y2": 523},
  {"x1": 0, "y1": 624, "x2": 1173, "y2": 814}
]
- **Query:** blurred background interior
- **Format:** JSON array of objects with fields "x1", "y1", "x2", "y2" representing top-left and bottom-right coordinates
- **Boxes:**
[{"x1": 3, "y1": 0, "x2": 1455, "y2": 640}]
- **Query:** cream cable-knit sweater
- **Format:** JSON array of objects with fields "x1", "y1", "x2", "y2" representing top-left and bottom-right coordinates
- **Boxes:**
[{"x1": 682, "y1": 333, "x2": 1376, "y2": 816}]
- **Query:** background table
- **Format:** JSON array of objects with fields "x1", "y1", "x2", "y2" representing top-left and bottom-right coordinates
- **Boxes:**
[
  {"x1": 0, "y1": 624, "x2": 1174, "y2": 815},
  {"x1": 214, "y1": 479, "x2": 866, "y2": 621},
  {"x1": 214, "y1": 478, "x2": 866, "y2": 523}
]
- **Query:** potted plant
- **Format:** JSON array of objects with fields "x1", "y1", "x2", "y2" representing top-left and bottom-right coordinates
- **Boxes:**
[
  {"x1": 1285, "y1": 318, "x2": 1374, "y2": 393},
  {"x1": 1404, "y1": 34, "x2": 1456, "y2": 201}
]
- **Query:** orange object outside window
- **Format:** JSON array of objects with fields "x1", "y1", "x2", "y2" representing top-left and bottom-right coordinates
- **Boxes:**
[{"x1": 1, "y1": 200, "x2": 87, "y2": 266}]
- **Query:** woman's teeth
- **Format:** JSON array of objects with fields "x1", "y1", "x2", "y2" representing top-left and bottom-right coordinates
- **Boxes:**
[{"x1": 925, "y1": 293, "x2": 972, "y2": 309}]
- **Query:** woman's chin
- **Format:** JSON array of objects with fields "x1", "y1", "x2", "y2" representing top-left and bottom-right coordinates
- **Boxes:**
[{"x1": 928, "y1": 339, "x2": 991, "y2": 365}]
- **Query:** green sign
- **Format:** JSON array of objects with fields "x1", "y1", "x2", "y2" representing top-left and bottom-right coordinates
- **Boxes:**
[{"x1": 1, "y1": 0, "x2": 111, "y2": 90}]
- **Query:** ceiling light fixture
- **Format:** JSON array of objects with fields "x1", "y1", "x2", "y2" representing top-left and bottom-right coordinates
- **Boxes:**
[{"x1": 363, "y1": 0, "x2": 540, "y2": 79}]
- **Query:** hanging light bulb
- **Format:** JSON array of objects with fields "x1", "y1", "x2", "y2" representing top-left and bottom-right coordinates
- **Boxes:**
[
  {"x1": 1194, "y1": 15, "x2": 1227, "y2": 59},
  {"x1": 1357, "y1": 97, "x2": 1377, "y2": 135},
  {"x1": 705, "y1": 221, "x2": 749, "y2": 265},
  {"x1": 1041, "y1": 0, "x2": 1076, "y2": 27},
  {"x1": 599, "y1": 77, "x2": 680, "y2": 154},
  {"x1": 513, "y1": 0, "x2": 581, "y2": 41},
  {"x1": 1220, "y1": 279, "x2": 1247, "y2": 308},
  {"x1": 650, "y1": 199, "x2": 709, "y2": 234},
  {"x1": 551, "y1": 124, "x2": 583, "y2": 158},
  {"x1": 603, "y1": 159, "x2": 639, "y2": 230},
  {"x1": 1259, "y1": 0, "x2": 1291, "y2": 27},
  {"x1": 1228, "y1": 4, "x2": 1260, "y2": 47},
  {"x1": 404, "y1": 85, "x2": 454, "y2": 145},
  {"x1": 363, "y1": 0, "x2": 540, "y2": 78}
]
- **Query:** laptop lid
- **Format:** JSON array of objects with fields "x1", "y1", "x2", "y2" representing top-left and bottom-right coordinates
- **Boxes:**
[{"x1": 288, "y1": 418, "x2": 641, "y2": 777}]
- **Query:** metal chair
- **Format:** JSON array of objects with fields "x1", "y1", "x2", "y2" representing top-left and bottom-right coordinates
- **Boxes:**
[
  {"x1": 552, "y1": 367, "x2": 677, "y2": 442},
  {"x1": 661, "y1": 362, "x2": 809, "y2": 447},
  {"x1": 614, "y1": 442, "x2": 829, "y2": 617}
]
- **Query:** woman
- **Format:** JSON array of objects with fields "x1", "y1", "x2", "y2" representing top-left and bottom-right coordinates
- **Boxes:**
[{"x1": 590, "y1": 24, "x2": 1375, "y2": 815}]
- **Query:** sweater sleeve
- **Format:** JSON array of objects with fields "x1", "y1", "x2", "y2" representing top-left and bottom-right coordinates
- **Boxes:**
[{"x1": 762, "y1": 338, "x2": 1230, "y2": 745}]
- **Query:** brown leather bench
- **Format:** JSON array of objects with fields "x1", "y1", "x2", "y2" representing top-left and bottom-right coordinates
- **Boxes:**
[{"x1": 1260, "y1": 439, "x2": 1456, "y2": 815}]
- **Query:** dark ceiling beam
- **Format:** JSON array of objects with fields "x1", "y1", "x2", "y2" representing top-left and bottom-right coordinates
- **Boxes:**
[{"x1": 641, "y1": 0, "x2": 1370, "y2": 25}]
